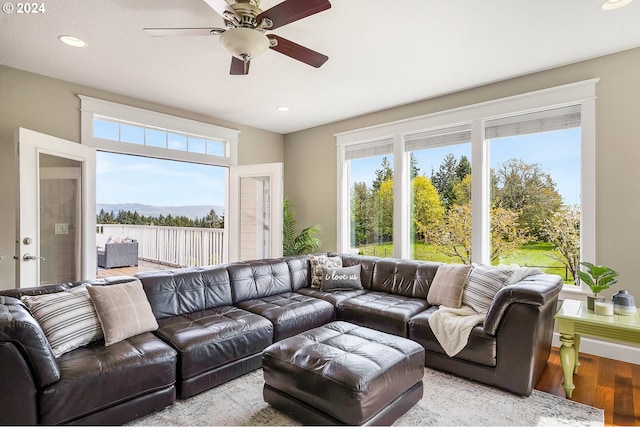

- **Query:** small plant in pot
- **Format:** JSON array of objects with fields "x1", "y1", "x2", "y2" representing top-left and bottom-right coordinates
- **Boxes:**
[{"x1": 576, "y1": 262, "x2": 619, "y2": 311}]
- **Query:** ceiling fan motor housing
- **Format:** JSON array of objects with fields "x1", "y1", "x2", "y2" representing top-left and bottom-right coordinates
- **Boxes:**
[{"x1": 220, "y1": 27, "x2": 270, "y2": 60}]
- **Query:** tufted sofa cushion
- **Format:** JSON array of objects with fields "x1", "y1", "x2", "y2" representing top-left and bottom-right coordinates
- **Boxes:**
[
  {"x1": 370, "y1": 258, "x2": 438, "y2": 299},
  {"x1": 39, "y1": 332, "x2": 176, "y2": 425},
  {"x1": 236, "y1": 292, "x2": 335, "y2": 341},
  {"x1": 228, "y1": 260, "x2": 293, "y2": 303},
  {"x1": 262, "y1": 321, "x2": 425, "y2": 425},
  {"x1": 337, "y1": 291, "x2": 429, "y2": 336},
  {"x1": 137, "y1": 266, "x2": 233, "y2": 320},
  {"x1": 154, "y1": 305, "x2": 273, "y2": 398}
]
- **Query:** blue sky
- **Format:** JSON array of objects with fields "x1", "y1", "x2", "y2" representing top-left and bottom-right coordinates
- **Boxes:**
[
  {"x1": 96, "y1": 152, "x2": 226, "y2": 206},
  {"x1": 97, "y1": 128, "x2": 580, "y2": 208},
  {"x1": 350, "y1": 128, "x2": 581, "y2": 206}
]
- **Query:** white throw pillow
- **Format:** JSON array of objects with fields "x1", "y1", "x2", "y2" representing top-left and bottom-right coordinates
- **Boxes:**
[{"x1": 497, "y1": 263, "x2": 542, "y2": 284}]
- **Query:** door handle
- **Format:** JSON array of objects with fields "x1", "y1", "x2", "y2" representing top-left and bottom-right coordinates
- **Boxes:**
[{"x1": 23, "y1": 253, "x2": 45, "y2": 261}]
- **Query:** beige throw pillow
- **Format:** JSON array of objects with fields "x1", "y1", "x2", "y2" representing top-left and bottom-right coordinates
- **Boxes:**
[
  {"x1": 87, "y1": 279, "x2": 158, "y2": 346},
  {"x1": 427, "y1": 264, "x2": 472, "y2": 308}
]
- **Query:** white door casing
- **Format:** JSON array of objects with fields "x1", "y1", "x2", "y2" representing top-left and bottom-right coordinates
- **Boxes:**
[
  {"x1": 228, "y1": 163, "x2": 283, "y2": 262},
  {"x1": 17, "y1": 128, "x2": 96, "y2": 287}
]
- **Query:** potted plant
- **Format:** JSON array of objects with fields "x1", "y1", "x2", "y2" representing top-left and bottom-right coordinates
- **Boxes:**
[
  {"x1": 283, "y1": 199, "x2": 322, "y2": 256},
  {"x1": 576, "y1": 261, "x2": 619, "y2": 311}
]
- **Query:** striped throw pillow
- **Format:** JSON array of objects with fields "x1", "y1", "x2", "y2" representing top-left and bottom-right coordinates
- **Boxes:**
[
  {"x1": 21, "y1": 286, "x2": 103, "y2": 358},
  {"x1": 462, "y1": 265, "x2": 514, "y2": 314}
]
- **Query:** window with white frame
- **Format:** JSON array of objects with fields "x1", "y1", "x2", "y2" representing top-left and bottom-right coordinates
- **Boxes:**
[
  {"x1": 345, "y1": 138, "x2": 395, "y2": 257},
  {"x1": 80, "y1": 95, "x2": 241, "y2": 267},
  {"x1": 79, "y1": 95, "x2": 239, "y2": 167},
  {"x1": 336, "y1": 80, "x2": 597, "y2": 288}
]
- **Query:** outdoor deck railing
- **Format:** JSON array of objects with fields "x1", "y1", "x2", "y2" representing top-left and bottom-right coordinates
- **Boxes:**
[{"x1": 97, "y1": 224, "x2": 224, "y2": 267}]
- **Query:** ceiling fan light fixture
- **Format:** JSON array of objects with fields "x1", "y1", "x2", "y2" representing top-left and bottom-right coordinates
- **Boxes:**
[
  {"x1": 219, "y1": 27, "x2": 270, "y2": 61},
  {"x1": 601, "y1": 0, "x2": 632, "y2": 10}
]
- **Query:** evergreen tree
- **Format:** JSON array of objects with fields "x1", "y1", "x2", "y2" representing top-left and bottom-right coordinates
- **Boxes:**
[
  {"x1": 431, "y1": 153, "x2": 459, "y2": 210},
  {"x1": 372, "y1": 156, "x2": 393, "y2": 191}
]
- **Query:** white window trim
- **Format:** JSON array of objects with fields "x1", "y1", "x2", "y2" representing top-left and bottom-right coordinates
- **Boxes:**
[
  {"x1": 336, "y1": 79, "x2": 598, "y2": 292},
  {"x1": 79, "y1": 95, "x2": 240, "y2": 167}
]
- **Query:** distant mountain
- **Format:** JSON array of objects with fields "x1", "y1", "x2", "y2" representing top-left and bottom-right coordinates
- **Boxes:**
[{"x1": 96, "y1": 203, "x2": 224, "y2": 220}]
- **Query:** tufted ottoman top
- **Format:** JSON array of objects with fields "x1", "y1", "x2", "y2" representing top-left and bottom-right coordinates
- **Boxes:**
[{"x1": 262, "y1": 321, "x2": 425, "y2": 425}]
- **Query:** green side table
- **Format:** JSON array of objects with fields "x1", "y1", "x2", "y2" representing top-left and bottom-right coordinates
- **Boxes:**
[{"x1": 554, "y1": 299, "x2": 640, "y2": 398}]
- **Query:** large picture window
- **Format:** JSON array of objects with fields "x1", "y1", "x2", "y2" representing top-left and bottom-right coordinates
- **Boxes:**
[
  {"x1": 345, "y1": 139, "x2": 394, "y2": 258},
  {"x1": 337, "y1": 80, "x2": 596, "y2": 288}
]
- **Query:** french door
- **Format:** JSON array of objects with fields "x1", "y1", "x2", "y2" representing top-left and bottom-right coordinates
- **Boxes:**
[
  {"x1": 16, "y1": 128, "x2": 96, "y2": 287},
  {"x1": 228, "y1": 163, "x2": 283, "y2": 262}
]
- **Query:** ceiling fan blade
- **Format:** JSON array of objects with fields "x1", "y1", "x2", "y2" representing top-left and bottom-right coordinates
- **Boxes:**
[
  {"x1": 230, "y1": 56, "x2": 250, "y2": 75},
  {"x1": 257, "y1": 0, "x2": 331, "y2": 30},
  {"x1": 144, "y1": 27, "x2": 224, "y2": 37},
  {"x1": 268, "y1": 35, "x2": 328, "y2": 68},
  {"x1": 202, "y1": 0, "x2": 237, "y2": 19}
]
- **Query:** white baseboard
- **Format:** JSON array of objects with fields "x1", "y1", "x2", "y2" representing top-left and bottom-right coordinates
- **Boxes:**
[{"x1": 552, "y1": 332, "x2": 640, "y2": 364}]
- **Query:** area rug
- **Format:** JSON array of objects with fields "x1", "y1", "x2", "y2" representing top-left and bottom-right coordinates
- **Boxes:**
[{"x1": 129, "y1": 368, "x2": 603, "y2": 426}]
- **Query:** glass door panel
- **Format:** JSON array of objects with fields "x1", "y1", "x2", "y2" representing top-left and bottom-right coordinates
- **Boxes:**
[{"x1": 39, "y1": 154, "x2": 82, "y2": 284}]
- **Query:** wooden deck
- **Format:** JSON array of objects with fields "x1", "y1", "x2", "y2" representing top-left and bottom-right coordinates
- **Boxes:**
[{"x1": 96, "y1": 259, "x2": 177, "y2": 278}]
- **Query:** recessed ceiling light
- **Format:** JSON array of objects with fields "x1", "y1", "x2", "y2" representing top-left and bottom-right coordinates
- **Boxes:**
[
  {"x1": 276, "y1": 106, "x2": 290, "y2": 112},
  {"x1": 58, "y1": 35, "x2": 87, "y2": 48},
  {"x1": 601, "y1": 0, "x2": 632, "y2": 10}
]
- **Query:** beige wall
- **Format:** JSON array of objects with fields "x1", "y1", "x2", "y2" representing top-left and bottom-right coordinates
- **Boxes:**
[
  {"x1": 0, "y1": 65, "x2": 284, "y2": 289},
  {"x1": 284, "y1": 47, "x2": 640, "y2": 302}
]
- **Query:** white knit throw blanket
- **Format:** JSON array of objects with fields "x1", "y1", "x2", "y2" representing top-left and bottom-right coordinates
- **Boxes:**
[{"x1": 427, "y1": 305, "x2": 486, "y2": 357}]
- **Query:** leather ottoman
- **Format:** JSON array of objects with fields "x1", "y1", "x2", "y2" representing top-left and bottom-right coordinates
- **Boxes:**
[{"x1": 262, "y1": 321, "x2": 425, "y2": 425}]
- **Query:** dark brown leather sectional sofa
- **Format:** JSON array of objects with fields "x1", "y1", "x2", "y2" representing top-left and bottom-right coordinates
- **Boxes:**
[{"x1": 0, "y1": 254, "x2": 563, "y2": 425}]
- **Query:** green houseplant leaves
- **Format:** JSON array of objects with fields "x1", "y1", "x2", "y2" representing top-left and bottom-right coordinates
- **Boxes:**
[
  {"x1": 576, "y1": 261, "x2": 619, "y2": 297},
  {"x1": 283, "y1": 199, "x2": 322, "y2": 256}
]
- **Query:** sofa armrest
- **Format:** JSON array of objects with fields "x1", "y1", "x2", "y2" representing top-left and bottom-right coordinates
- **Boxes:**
[
  {"x1": 0, "y1": 296, "x2": 61, "y2": 387},
  {"x1": 483, "y1": 274, "x2": 563, "y2": 336}
]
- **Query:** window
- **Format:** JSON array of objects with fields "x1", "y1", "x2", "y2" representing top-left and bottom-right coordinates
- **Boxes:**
[
  {"x1": 80, "y1": 96, "x2": 239, "y2": 167},
  {"x1": 337, "y1": 80, "x2": 597, "y2": 289},
  {"x1": 81, "y1": 96, "x2": 241, "y2": 266},
  {"x1": 487, "y1": 107, "x2": 581, "y2": 283},
  {"x1": 345, "y1": 139, "x2": 394, "y2": 257},
  {"x1": 405, "y1": 125, "x2": 472, "y2": 263}
]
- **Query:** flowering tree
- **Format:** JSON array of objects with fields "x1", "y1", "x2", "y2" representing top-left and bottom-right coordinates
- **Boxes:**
[{"x1": 542, "y1": 205, "x2": 580, "y2": 282}]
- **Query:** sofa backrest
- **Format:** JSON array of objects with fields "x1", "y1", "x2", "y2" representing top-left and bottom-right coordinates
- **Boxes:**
[
  {"x1": 336, "y1": 254, "x2": 379, "y2": 289},
  {"x1": 283, "y1": 255, "x2": 311, "y2": 291},
  {"x1": 0, "y1": 296, "x2": 61, "y2": 388},
  {"x1": 136, "y1": 265, "x2": 233, "y2": 320},
  {"x1": 370, "y1": 258, "x2": 440, "y2": 299},
  {"x1": 227, "y1": 259, "x2": 293, "y2": 304}
]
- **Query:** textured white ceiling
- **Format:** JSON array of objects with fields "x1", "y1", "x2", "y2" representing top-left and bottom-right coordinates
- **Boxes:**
[{"x1": 1, "y1": 0, "x2": 639, "y2": 134}]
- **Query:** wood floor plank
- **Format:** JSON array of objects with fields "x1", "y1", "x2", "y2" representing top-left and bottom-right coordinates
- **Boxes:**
[
  {"x1": 536, "y1": 348, "x2": 640, "y2": 427},
  {"x1": 572, "y1": 352, "x2": 600, "y2": 406},
  {"x1": 631, "y1": 362, "x2": 640, "y2": 426},
  {"x1": 613, "y1": 375, "x2": 635, "y2": 426}
]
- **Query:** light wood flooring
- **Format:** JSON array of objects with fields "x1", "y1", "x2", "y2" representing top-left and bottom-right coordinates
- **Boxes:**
[{"x1": 97, "y1": 262, "x2": 639, "y2": 426}]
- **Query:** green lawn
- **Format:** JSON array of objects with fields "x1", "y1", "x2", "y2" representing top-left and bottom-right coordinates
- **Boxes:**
[{"x1": 356, "y1": 241, "x2": 574, "y2": 283}]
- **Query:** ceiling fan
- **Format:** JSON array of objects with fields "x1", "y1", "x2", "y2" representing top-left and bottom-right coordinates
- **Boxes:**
[{"x1": 144, "y1": 0, "x2": 331, "y2": 75}]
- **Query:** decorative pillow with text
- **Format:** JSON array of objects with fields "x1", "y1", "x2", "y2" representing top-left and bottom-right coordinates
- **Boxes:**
[
  {"x1": 309, "y1": 254, "x2": 342, "y2": 288},
  {"x1": 321, "y1": 264, "x2": 363, "y2": 292}
]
